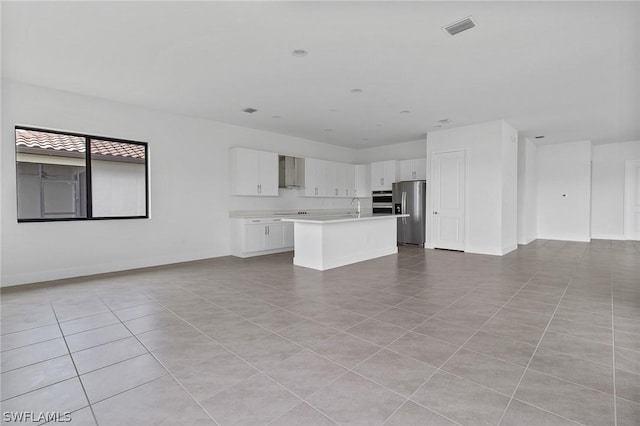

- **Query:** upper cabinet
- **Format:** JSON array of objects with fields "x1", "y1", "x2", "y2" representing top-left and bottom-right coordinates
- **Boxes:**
[
  {"x1": 399, "y1": 158, "x2": 427, "y2": 181},
  {"x1": 305, "y1": 159, "x2": 356, "y2": 198},
  {"x1": 371, "y1": 160, "x2": 399, "y2": 191},
  {"x1": 305, "y1": 158, "x2": 327, "y2": 197},
  {"x1": 354, "y1": 164, "x2": 370, "y2": 197},
  {"x1": 230, "y1": 148, "x2": 279, "y2": 196}
]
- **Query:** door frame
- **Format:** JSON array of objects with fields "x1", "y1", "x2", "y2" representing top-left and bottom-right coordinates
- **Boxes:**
[
  {"x1": 426, "y1": 148, "x2": 469, "y2": 251},
  {"x1": 624, "y1": 159, "x2": 640, "y2": 240}
]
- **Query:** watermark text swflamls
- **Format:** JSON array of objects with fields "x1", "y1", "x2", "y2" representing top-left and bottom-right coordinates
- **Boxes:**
[{"x1": 3, "y1": 411, "x2": 72, "y2": 423}]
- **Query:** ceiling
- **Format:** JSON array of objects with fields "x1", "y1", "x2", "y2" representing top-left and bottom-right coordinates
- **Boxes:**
[{"x1": 2, "y1": 1, "x2": 639, "y2": 149}]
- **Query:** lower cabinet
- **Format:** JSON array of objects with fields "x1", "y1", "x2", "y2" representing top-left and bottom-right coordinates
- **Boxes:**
[{"x1": 231, "y1": 218, "x2": 294, "y2": 257}]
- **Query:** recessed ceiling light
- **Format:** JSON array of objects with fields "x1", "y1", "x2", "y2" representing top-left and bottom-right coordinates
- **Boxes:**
[
  {"x1": 272, "y1": 115, "x2": 281, "y2": 119},
  {"x1": 350, "y1": 89, "x2": 363, "y2": 94},
  {"x1": 292, "y1": 49, "x2": 308, "y2": 57},
  {"x1": 400, "y1": 110, "x2": 410, "y2": 114},
  {"x1": 242, "y1": 107, "x2": 258, "y2": 113},
  {"x1": 535, "y1": 135, "x2": 545, "y2": 139}
]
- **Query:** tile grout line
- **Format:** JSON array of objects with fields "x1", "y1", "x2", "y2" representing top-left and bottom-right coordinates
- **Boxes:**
[
  {"x1": 93, "y1": 294, "x2": 222, "y2": 426},
  {"x1": 496, "y1": 246, "x2": 587, "y2": 426},
  {"x1": 187, "y1": 261, "x2": 619, "y2": 424},
  {"x1": 47, "y1": 298, "x2": 100, "y2": 426},
  {"x1": 4, "y1": 245, "x2": 632, "y2": 425},
  {"x1": 381, "y1": 270, "x2": 542, "y2": 425},
  {"x1": 163, "y1": 271, "x2": 479, "y2": 425},
  {"x1": 149, "y1": 299, "x2": 345, "y2": 426}
]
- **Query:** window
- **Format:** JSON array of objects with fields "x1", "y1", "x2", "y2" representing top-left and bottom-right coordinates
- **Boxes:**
[{"x1": 15, "y1": 127, "x2": 148, "y2": 222}]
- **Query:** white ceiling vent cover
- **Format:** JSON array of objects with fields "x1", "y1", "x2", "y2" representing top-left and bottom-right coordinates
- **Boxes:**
[{"x1": 444, "y1": 16, "x2": 476, "y2": 36}]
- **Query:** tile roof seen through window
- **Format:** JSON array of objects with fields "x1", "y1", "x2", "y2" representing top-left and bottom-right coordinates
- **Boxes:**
[{"x1": 16, "y1": 129, "x2": 145, "y2": 159}]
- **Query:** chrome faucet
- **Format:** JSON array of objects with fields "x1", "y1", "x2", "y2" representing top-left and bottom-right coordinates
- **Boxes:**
[{"x1": 351, "y1": 197, "x2": 361, "y2": 216}]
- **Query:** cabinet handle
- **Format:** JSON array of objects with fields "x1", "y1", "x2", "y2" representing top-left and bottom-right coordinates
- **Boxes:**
[
  {"x1": 315, "y1": 187, "x2": 318, "y2": 196},
  {"x1": 267, "y1": 226, "x2": 270, "y2": 235},
  {"x1": 257, "y1": 184, "x2": 260, "y2": 194}
]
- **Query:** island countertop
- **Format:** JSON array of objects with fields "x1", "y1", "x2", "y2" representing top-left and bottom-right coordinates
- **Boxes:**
[{"x1": 281, "y1": 213, "x2": 408, "y2": 224}]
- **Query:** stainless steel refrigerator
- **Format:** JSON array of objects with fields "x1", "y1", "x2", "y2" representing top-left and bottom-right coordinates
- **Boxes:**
[{"x1": 392, "y1": 180, "x2": 426, "y2": 246}]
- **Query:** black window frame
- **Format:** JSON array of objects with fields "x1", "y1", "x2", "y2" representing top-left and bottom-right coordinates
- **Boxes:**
[{"x1": 15, "y1": 125, "x2": 149, "y2": 223}]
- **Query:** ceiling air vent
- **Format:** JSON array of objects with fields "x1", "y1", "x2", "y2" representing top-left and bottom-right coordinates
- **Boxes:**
[
  {"x1": 242, "y1": 107, "x2": 258, "y2": 113},
  {"x1": 444, "y1": 17, "x2": 476, "y2": 36}
]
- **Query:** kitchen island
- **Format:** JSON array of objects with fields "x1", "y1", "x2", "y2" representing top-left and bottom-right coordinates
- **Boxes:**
[{"x1": 281, "y1": 213, "x2": 408, "y2": 271}]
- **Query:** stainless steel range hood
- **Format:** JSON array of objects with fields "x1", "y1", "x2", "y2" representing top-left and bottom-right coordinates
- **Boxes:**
[{"x1": 278, "y1": 155, "x2": 305, "y2": 188}]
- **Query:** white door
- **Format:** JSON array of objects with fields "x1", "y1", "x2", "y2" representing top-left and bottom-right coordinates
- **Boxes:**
[
  {"x1": 399, "y1": 159, "x2": 414, "y2": 181},
  {"x1": 371, "y1": 161, "x2": 384, "y2": 189},
  {"x1": 245, "y1": 224, "x2": 267, "y2": 252},
  {"x1": 258, "y1": 151, "x2": 279, "y2": 196},
  {"x1": 624, "y1": 160, "x2": 640, "y2": 240},
  {"x1": 234, "y1": 148, "x2": 260, "y2": 195},
  {"x1": 354, "y1": 164, "x2": 370, "y2": 197},
  {"x1": 414, "y1": 158, "x2": 427, "y2": 180},
  {"x1": 315, "y1": 159, "x2": 327, "y2": 196},
  {"x1": 431, "y1": 150, "x2": 465, "y2": 251},
  {"x1": 325, "y1": 161, "x2": 337, "y2": 197},
  {"x1": 265, "y1": 223, "x2": 285, "y2": 250},
  {"x1": 382, "y1": 160, "x2": 396, "y2": 188},
  {"x1": 345, "y1": 164, "x2": 355, "y2": 197},
  {"x1": 305, "y1": 158, "x2": 317, "y2": 197}
]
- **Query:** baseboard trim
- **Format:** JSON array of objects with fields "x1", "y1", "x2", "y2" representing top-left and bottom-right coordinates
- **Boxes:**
[
  {"x1": 536, "y1": 235, "x2": 591, "y2": 243},
  {"x1": 590, "y1": 234, "x2": 626, "y2": 241}
]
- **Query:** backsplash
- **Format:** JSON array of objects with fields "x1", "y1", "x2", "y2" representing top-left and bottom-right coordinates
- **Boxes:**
[{"x1": 228, "y1": 188, "x2": 372, "y2": 211}]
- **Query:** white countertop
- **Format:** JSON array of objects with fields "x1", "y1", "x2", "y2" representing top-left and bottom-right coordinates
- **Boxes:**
[{"x1": 281, "y1": 213, "x2": 408, "y2": 224}]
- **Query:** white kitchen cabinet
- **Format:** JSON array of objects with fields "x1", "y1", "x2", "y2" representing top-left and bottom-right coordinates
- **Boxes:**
[
  {"x1": 229, "y1": 148, "x2": 278, "y2": 196},
  {"x1": 371, "y1": 160, "x2": 398, "y2": 190},
  {"x1": 345, "y1": 164, "x2": 355, "y2": 198},
  {"x1": 334, "y1": 162, "x2": 347, "y2": 197},
  {"x1": 400, "y1": 158, "x2": 427, "y2": 181},
  {"x1": 231, "y1": 218, "x2": 294, "y2": 257},
  {"x1": 354, "y1": 164, "x2": 370, "y2": 197},
  {"x1": 305, "y1": 158, "x2": 327, "y2": 197},
  {"x1": 325, "y1": 161, "x2": 337, "y2": 197}
]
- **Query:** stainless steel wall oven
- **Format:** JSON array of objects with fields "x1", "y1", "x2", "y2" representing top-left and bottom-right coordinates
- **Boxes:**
[{"x1": 372, "y1": 190, "x2": 393, "y2": 215}]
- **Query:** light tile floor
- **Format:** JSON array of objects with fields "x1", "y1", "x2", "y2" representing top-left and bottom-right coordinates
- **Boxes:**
[{"x1": 1, "y1": 239, "x2": 639, "y2": 425}]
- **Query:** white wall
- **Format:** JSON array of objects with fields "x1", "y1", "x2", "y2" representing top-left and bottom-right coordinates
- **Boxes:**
[
  {"x1": 591, "y1": 140, "x2": 640, "y2": 239},
  {"x1": 536, "y1": 140, "x2": 592, "y2": 242},
  {"x1": 1, "y1": 79, "x2": 358, "y2": 287},
  {"x1": 358, "y1": 139, "x2": 426, "y2": 163},
  {"x1": 426, "y1": 120, "x2": 515, "y2": 256},
  {"x1": 517, "y1": 137, "x2": 538, "y2": 244},
  {"x1": 501, "y1": 121, "x2": 519, "y2": 254}
]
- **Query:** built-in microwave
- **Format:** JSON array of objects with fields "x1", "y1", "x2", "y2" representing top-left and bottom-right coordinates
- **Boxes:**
[{"x1": 372, "y1": 190, "x2": 393, "y2": 214}]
